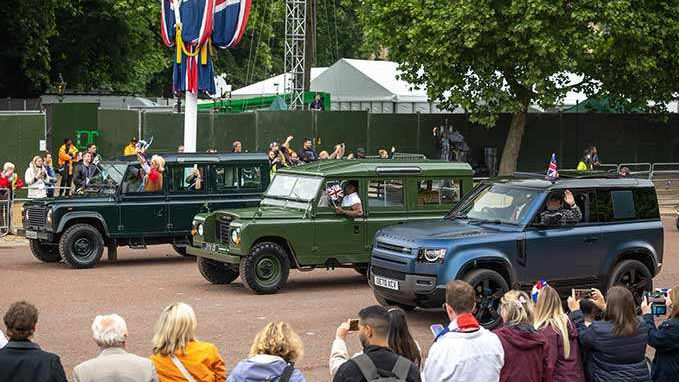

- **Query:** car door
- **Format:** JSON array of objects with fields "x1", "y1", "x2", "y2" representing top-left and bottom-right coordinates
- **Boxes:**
[
  {"x1": 166, "y1": 163, "x2": 209, "y2": 234},
  {"x1": 523, "y1": 189, "x2": 607, "y2": 290},
  {"x1": 313, "y1": 178, "x2": 366, "y2": 264},
  {"x1": 118, "y1": 164, "x2": 169, "y2": 236}
]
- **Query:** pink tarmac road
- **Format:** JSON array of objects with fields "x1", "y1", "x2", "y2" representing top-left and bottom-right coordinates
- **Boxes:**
[{"x1": 0, "y1": 217, "x2": 677, "y2": 380}]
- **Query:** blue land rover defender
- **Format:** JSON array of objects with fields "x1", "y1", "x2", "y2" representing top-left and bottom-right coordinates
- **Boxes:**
[{"x1": 369, "y1": 174, "x2": 663, "y2": 327}]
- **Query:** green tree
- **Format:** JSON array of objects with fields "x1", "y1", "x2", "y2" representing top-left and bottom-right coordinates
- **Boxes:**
[
  {"x1": 361, "y1": 0, "x2": 679, "y2": 174},
  {"x1": 0, "y1": 0, "x2": 59, "y2": 97}
]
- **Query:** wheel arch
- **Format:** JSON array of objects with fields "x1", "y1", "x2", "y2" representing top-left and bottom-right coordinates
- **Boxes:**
[
  {"x1": 252, "y1": 236, "x2": 299, "y2": 270},
  {"x1": 57, "y1": 213, "x2": 111, "y2": 245},
  {"x1": 455, "y1": 256, "x2": 515, "y2": 288},
  {"x1": 610, "y1": 249, "x2": 657, "y2": 278}
]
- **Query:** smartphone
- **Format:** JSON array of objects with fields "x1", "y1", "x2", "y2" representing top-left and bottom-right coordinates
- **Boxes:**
[
  {"x1": 349, "y1": 319, "x2": 359, "y2": 332},
  {"x1": 645, "y1": 291, "x2": 667, "y2": 316},
  {"x1": 430, "y1": 324, "x2": 445, "y2": 337},
  {"x1": 573, "y1": 288, "x2": 592, "y2": 300}
]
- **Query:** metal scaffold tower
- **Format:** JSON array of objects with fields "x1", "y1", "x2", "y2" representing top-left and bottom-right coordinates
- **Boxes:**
[{"x1": 284, "y1": 0, "x2": 306, "y2": 110}]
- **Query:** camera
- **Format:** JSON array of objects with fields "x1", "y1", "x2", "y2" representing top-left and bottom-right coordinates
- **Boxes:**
[
  {"x1": 645, "y1": 291, "x2": 667, "y2": 316},
  {"x1": 573, "y1": 288, "x2": 592, "y2": 300}
]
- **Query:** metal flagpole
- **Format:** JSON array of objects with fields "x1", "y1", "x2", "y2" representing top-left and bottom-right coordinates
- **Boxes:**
[{"x1": 184, "y1": 91, "x2": 198, "y2": 153}]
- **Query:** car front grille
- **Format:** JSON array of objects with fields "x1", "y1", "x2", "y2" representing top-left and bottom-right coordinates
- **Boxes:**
[
  {"x1": 217, "y1": 217, "x2": 232, "y2": 245},
  {"x1": 25, "y1": 206, "x2": 47, "y2": 228},
  {"x1": 375, "y1": 241, "x2": 411, "y2": 254},
  {"x1": 371, "y1": 266, "x2": 407, "y2": 281}
]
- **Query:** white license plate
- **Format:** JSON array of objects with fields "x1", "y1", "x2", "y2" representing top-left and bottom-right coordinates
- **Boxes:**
[
  {"x1": 202, "y1": 242, "x2": 217, "y2": 252},
  {"x1": 374, "y1": 275, "x2": 399, "y2": 290},
  {"x1": 25, "y1": 230, "x2": 38, "y2": 239}
]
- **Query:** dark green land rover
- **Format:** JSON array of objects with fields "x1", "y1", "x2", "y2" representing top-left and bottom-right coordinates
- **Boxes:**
[
  {"x1": 19, "y1": 153, "x2": 270, "y2": 268},
  {"x1": 188, "y1": 159, "x2": 474, "y2": 294}
]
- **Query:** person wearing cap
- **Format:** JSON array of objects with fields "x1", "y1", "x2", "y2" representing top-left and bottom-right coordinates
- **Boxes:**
[
  {"x1": 539, "y1": 189, "x2": 582, "y2": 226},
  {"x1": 335, "y1": 181, "x2": 363, "y2": 218},
  {"x1": 124, "y1": 138, "x2": 138, "y2": 156}
]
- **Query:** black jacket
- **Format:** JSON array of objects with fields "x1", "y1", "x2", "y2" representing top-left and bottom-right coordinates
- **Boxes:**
[
  {"x1": 333, "y1": 345, "x2": 421, "y2": 382},
  {"x1": 72, "y1": 163, "x2": 99, "y2": 189},
  {"x1": 0, "y1": 340, "x2": 67, "y2": 382},
  {"x1": 643, "y1": 314, "x2": 679, "y2": 382},
  {"x1": 570, "y1": 310, "x2": 651, "y2": 382}
]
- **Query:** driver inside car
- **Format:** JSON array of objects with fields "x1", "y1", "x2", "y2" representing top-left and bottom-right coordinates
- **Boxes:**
[
  {"x1": 539, "y1": 189, "x2": 582, "y2": 226},
  {"x1": 335, "y1": 180, "x2": 363, "y2": 218}
]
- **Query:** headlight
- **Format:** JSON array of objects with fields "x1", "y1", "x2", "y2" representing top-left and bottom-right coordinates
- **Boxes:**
[
  {"x1": 418, "y1": 248, "x2": 447, "y2": 263},
  {"x1": 46, "y1": 209, "x2": 53, "y2": 227},
  {"x1": 231, "y1": 227, "x2": 241, "y2": 246},
  {"x1": 197, "y1": 224, "x2": 204, "y2": 236}
]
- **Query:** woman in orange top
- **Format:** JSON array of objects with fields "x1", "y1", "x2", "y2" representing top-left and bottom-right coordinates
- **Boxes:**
[{"x1": 150, "y1": 303, "x2": 226, "y2": 382}]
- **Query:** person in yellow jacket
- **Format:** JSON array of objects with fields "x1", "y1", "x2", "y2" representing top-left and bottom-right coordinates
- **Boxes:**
[
  {"x1": 57, "y1": 138, "x2": 78, "y2": 196},
  {"x1": 576, "y1": 149, "x2": 593, "y2": 171},
  {"x1": 123, "y1": 138, "x2": 138, "y2": 156}
]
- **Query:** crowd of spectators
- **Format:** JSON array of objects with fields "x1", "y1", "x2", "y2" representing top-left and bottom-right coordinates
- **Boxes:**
[{"x1": 1, "y1": 281, "x2": 676, "y2": 382}]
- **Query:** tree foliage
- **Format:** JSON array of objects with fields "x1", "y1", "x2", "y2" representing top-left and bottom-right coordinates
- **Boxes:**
[{"x1": 361, "y1": 0, "x2": 679, "y2": 173}]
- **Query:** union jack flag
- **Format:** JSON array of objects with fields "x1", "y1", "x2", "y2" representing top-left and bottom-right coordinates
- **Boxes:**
[
  {"x1": 531, "y1": 280, "x2": 549, "y2": 303},
  {"x1": 327, "y1": 184, "x2": 344, "y2": 202},
  {"x1": 213, "y1": 0, "x2": 251, "y2": 49},
  {"x1": 546, "y1": 153, "x2": 559, "y2": 180}
]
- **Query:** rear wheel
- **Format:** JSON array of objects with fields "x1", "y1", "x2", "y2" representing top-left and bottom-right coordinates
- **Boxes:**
[
  {"x1": 373, "y1": 290, "x2": 416, "y2": 312},
  {"x1": 29, "y1": 239, "x2": 61, "y2": 263},
  {"x1": 239, "y1": 242, "x2": 290, "y2": 294},
  {"x1": 464, "y1": 268, "x2": 509, "y2": 329},
  {"x1": 608, "y1": 259, "x2": 653, "y2": 305},
  {"x1": 197, "y1": 257, "x2": 239, "y2": 284},
  {"x1": 58, "y1": 224, "x2": 104, "y2": 269}
]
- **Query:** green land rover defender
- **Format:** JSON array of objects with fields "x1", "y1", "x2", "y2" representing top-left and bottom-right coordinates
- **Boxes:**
[{"x1": 188, "y1": 159, "x2": 473, "y2": 294}]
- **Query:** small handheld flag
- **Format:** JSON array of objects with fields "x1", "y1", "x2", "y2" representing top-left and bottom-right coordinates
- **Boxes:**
[
  {"x1": 531, "y1": 280, "x2": 549, "y2": 303},
  {"x1": 327, "y1": 184, "x2": 344, "y2": 202},
  {"x1": 546, "y1": 153, "x2": 559, "y2": 180}
]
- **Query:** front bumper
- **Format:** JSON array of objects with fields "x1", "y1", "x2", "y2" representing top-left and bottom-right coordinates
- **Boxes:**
[
  {"x1": 16, "y1": 228, "x2": 53, "y2": 241},
  {"x1": 369, "y1": 265, "x2": 445, "y2": 309},
  {"x1": 187, "y1": 241, "x2": 242, "y2": 264}
]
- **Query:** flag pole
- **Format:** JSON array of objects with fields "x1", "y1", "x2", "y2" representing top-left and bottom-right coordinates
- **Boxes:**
[{"x1": 184, "y1": 91, "x2": 198, "y2": 153}]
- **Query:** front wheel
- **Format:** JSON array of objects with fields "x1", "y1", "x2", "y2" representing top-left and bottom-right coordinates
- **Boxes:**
[
  {"x1": 172, "y1": 244, "x2": 194, "y2": 258},
  {"x1": 464, "y1": 268, "x2": 509, "y2": 330},
  {"x1": 608, "y1": 259, "x2": 653, "y2": 305},
  {"x1": 239, "y1": 242, "x2": 290, "y2": 294},
  {"x1": 197, "y1": 257, "x2": 239, "y2": 284},
  {"x1": 58, "y1": 224, "x2": 104, "y2": 269},
  {"x1": 29, "y1": 239, "x2": 61, "y2": 263}
]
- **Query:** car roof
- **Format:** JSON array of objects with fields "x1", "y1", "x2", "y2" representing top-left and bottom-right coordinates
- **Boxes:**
[
  {"x1": 113, "y1": 152, "x2": 269, "y2": 164},
  {"x1": 277, "y1": 159, "x2": 474, "y2": 178},
  {"x1": 491, "y1": 174, "x2": 654, "y2": 190}
]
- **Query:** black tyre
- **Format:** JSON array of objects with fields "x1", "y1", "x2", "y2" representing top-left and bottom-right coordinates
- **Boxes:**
[
  {"x1": 58, "y1": 224, "x2": 104, "y2": 269},
  {"x1": 608, "y1": 259, "x2": 653, "y2": 305},
  {"x1": 239, "y1": 242, "x2": 290, "y2": 294},
  {"x1": 464, "y1": 268, "x2": 509, "y2": 329},
  {"x1": 197, "y1": 257, "x2": 239, "y2": 284},
  {"x1": 29, "y1": 239, "x2": 61, "y2": 263},
  {"x1": 675, "y1": 216, "x2": 679, "y2": 231},
  {"x1": 354, "y1": 264, "x2": 369, "y2": 277},
  {"x1": 172, "y1": 244, "x2": 194, "y2": 258},
  {"x1": 373, "y1": 290, "x2": 416, "y2": 312}
]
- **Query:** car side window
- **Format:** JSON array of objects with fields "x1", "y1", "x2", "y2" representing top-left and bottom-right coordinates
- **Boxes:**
[
  {"x1": 368, "y1": 179, "x2": 404, "y2": 208},
  {"x1": 634, "y1": 187, "x2": 660, "y2": 220},
  {"x1": 214, "y1": 165, "x2": 238, "y2": 191},
  {"x1": 169, "y1": 165, "x2": 206, "y2": 193},
  {"x1": 121, "y1": 164, "x2": 145, "y2": 194},
  {"x1": 239, "y1": 165, "x2": 262, "y2": 189},
  {"x1": 317, "y1": 179, "x2": 361, "y2": 209},
  {"x1": 596, "y1": 189, "x2": 639, "y2": 222},
  {"x1": 416, "y1": 179, "x2": 461, "y2": 207}
]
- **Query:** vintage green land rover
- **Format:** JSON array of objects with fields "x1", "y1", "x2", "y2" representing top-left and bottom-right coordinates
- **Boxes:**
[
  {"x1": 19, "y1": 153, "x2": 270, "y2": 268},
  {"x1": 188, "y1": 159, "x2": 474, "y2": 294}
]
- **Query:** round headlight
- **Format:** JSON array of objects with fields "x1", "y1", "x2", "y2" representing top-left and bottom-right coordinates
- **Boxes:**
[
  {"x1": 197, "y1": 224, "x2": 204, "y2": 236},
  {"x1": 231, "y1": 227, "x2": 241, "y2": 245},
  {"x1": 46, "y1": 209, "x2": 53, "y2": 226}
]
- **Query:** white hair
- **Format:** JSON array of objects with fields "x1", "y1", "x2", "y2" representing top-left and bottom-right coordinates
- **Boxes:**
[
  {"x1": 3, "y1": 162, "x2": 15, "y2": 172},
  {"x1": 92, "y1": 314, "x2": 127, "y2": 348}
]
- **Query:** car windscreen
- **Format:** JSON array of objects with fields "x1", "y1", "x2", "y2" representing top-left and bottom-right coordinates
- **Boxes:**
[
  {"x1": 99, "y1": 163, "x2": 127, "y2": 185},
  {"x1": 264, "y1": 174, "x2": 323, "y2": 201},
  {"x1": 453, "y1": 184, "x2": 540, "y2": 225}
]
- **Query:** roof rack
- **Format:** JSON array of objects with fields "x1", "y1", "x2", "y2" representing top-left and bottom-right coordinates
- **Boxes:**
[
  {"x1": 513, "y1": 170, "x2": 620, "y2": 180},
  {"x1": 361, "y1": 153, "x2": 428, "y2": 160}
]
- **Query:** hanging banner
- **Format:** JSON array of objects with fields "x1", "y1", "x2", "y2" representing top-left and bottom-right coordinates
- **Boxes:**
[{"x1": 213, "y1": 0, "x2": 252, "y2": 49}]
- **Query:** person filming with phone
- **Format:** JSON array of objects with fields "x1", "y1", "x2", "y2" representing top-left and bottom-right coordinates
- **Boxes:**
[
  {"x1": 330, "y1": 305, "x2": 421, "y2": 382},
  {"x1": 641, "y1": 286, "x2": 679, "y2": 382}
]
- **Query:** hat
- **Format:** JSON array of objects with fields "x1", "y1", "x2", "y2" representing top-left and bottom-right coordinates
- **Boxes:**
[
  {"x1": 548, "y1": 190, "x2": 565, "y2": 202},
  {"x1": 131, "y1": 137, "x2": 138, "y2": 143},
  {"x1": 356, "y1": 147, "x2": 366, "y2": 158}
]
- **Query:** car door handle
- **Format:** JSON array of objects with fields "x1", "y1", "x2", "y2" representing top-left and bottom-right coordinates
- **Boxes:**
[
  {"x1": 584, "y1": 236, "x2": 599, "y2": 244},
  {"x1": 353, "y1": 225, "x2": 360, "y2": 234}
]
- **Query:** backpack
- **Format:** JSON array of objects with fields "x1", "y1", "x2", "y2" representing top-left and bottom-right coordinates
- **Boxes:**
[
  {"x1": 264, "y1": 363, "x2": 295, "y2": 382},
  {"x1": 352, "y1": 354, "x2": 411, "y2": 382}
]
